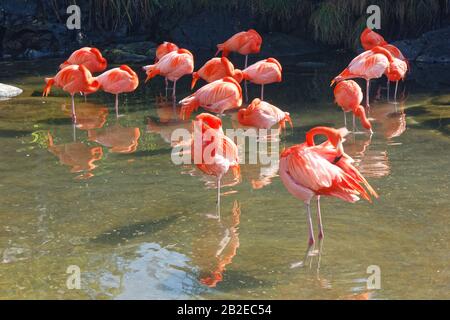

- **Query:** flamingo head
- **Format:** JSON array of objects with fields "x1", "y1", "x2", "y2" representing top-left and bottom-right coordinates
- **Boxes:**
[
  {"x1": 232, "y1": 69, "x2": 244, "y2": 83},
  {"x1": 194, "y1": 113, "x2": 223, "y2": 132},
  {"x1": 306, "y1": 126, "x2": 344, "y2": 156}
]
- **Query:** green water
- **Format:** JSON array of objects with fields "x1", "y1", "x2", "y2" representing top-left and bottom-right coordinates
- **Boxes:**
[{"x1": 0, "y1": 57, "x2": 449, "y2": 299}]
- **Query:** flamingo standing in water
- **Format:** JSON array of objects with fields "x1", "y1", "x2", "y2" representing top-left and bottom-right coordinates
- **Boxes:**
[
  {"x1": 155, "y1": 42, "x2": 179, "y2": 94},
  {"x1": 96, "y1": 65, "x2": 139, "y2": 117},
  {"x1": 189, "y1": 113, "x2": 240, "y2": 219},
  {"x1": 279, "y1": 126, "x2": 378, "y2": 263},
  {"x1": 237, "y1": 98, "x2": 292, "y2": 132},
  {"x1": 242, "y1": 58, "x2": 282, "y2": 100},
  {"x1": 143, "y1": 48, "x2": 194, "y2": 98},
  {"x1": 191, "y1": 57, "x2": 243, "y2": 89},
  {"x1": 360, "y1": 28, "x2": 387, "y2": 51},
  {"x1": 331, "y1": 46, "x2": 393, "y2": 108},
  {"x1": 383, "y1": 44, "x2": 408, "y2": 103},
  {"x1": 43, "y1": 65, "x2": 100, "y2": 122},
  {"x1": 216, "y1": 29, "x2": 262, "y2": 101},
  {"x1": 60, "y1": 47, "x2": 107, "y2": 73},
  {"x1": 333, "y1": 80, "x2": 372, "y2": 133},
  {"x1": 179, "y1": 76, "x2": 242, "y2": 120}
]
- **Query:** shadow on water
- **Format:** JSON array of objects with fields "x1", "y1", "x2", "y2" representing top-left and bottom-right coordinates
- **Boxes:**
[
  {"x1": 90, "y1": 214, "x2": 181, "y2": 245},
  {"x1": 406, "y1": 105, "x2": 450, "y2": 136},
  {"x1": 0, "y1": 128, "x2": 33, "y2": 138}
]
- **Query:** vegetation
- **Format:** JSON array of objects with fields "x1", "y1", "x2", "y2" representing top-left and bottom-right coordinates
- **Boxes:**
[{"x1": 51, "y1": 0, "x2": 448, "y2": 49}]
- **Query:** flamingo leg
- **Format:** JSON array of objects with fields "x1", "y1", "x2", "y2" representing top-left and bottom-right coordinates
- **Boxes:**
[
  {"x1": 386, "y1": 78, "x2": 390, "y2": 102},
  {"x1": 394, "y1": 81, "x2": 399, "y2": 104},
  {"x1": 172, "y1": 80, "x2": 177, "y2": 99},
  {"x1": 71, "y1": 94, "x2": 77, "y2": 123},
  {"x1": 353, "y1": 113, "x2": 356, "y2": 133},
  {"x1": 343, "y1": 111, "x2": 347, "y2": 128},
  {"x1": 244, "y1": 55, "x2": 248, "y2": 103},
  {"x1": 165, "y1": 77, "x2": 169, "y2": 97},
  {"x1": 115, "y1": 94, "x2": 119, "y2": 118},
  {"x1": 365, "y1": 79, "x2": 370, "y2": 108},
  {"x1": 317, "y1": 196, "x2": 324, "y2": 240},
  {"x1": 261, "y1": 84, "x2": 264, "y2": 100},
  {"x1": 216, "y1": 177, "x2": 221, "y2": 221},
  {"x1": 305, "y1": 202, "x2": 315, "y2": 247}
]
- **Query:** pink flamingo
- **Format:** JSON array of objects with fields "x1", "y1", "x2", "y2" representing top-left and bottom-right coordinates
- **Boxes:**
[
  {"x1": 143, "y1": 48, "x2": 194, "y2": 98},
  {"x1": 331, "y1": 46, "x2": 394, "y2": 108},
  {"x1": 333, "y1": 80, "x2": 372, "y2": 133},
  {"x1": 96, "y1": 65, "x2": 139, "y2": 117},
  {"x1": 191, "y1": 57, "x2": 243, "y2": 89},
  {"x1": 242, "y1": 58, "x2": 282, "y2": 100},
  {"x1": 360, "y1": 28, "x2": 387, "y2": 51},
  {"x1": 189, "y1": 113, "x2": 240, "y2": 218},
  {"x1": 179, "y1": 77, "x2": 242, "y2": 120},
  {"x1": 155, "y1": 42, "x2": 179, "y2": 94},
  {"x1": 279, "y1": 126, "x2": 378, "y2": 259},
  {"x1": 383, "y1": 44, "x2": 408, "y2": 102},
  {"x1": 237, "y1": 98, "x2": 292, "y2": 132},
  {"x1": 60, "y1": 47, "x2": 107, "y2": 73}
]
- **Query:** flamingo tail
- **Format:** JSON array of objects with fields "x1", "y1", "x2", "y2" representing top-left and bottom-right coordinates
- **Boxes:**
[
  {"x1": 179, "y1": 95, "x2": 200, "y2": 120},
  {"x1": 43, "y1": 78, "x2": 55, "y2": 97}
]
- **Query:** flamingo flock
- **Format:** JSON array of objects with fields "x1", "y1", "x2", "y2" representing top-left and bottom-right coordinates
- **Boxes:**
[{"x1": 42, "y1": 27, "x2": 407, "y2": 265}]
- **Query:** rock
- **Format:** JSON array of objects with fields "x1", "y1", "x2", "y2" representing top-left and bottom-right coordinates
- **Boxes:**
[
  {"x1": 0, "y1": 83, "x2": 23, "y2": 99},
  {"x1": 392, "y1": 26, "x2": 450, "y2": 63},
  {"x1": 103, "y1": 48, "x2": 149, "y2": 64},
  {"x1": 114, "y1": 41, "x2": 156, "y2": 56}
]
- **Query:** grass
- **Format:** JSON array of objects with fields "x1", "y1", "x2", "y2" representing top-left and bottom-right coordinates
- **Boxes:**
[{"x1": 53, "y1": 0, "x2": 448, "y2": 48}]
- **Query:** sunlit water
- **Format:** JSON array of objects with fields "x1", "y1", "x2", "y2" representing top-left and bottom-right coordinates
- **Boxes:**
[{"x1": 0, "y1": 55, "x2": 449, "y2": 299}]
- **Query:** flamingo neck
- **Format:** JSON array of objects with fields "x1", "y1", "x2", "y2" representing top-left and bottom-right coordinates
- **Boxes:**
[
  {"x1": 371, "y1": 46, "x2": 394, "y2": 63},
  {"x1": 306, "y1": 126, "x2": 339, "y2": 148}
]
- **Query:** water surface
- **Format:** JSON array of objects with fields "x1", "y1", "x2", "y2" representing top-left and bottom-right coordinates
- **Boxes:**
[{"x1": 0, "y1": 55, "x2": 449, "y2": 299}]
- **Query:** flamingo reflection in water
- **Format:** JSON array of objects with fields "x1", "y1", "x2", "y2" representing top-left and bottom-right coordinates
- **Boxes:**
[
  {"x1": 62, "y1": 102, "x2": 109, "y2": 131},
  {"x1": 88, "y1": 121, "x2": 141, "y2": 154},
  {"x1": 47, "y1": 131, "x2": 103, "y2": 180},
  {"x1": 146, "y1": 96, "x2": 191, "y2": 146},
  {"x1": 192, "y1": 201, "x2": 241, "y2": 287}
]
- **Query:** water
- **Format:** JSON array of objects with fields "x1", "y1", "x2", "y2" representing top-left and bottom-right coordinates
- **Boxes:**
[{"x1": 0, "y1": 56, "x2": 449, "y2": 299}]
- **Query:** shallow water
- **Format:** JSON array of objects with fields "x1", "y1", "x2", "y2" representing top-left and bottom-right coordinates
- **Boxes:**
[{"x1": 0, "y1": 55, "x2": 449, "y2": 299}]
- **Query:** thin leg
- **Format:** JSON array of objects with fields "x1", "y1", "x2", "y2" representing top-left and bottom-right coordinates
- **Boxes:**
[
  {"x1": 115, "y1": 94, "x2": 119, "y2": 118},
  {"x1": 317, "y1": 196, "x2": 324, "y2": 240},
  {"x1": 306, "y1": 202, "x2": 315, "y2": 247},
  {"x1": 244, "y1": 55, "x2": 248, "y2": 103},
  {"x1": 386, "y1": 79, "x2": 390, "y2": 102},
  {"x1": 344, "y1": 111, "x2": 347, "y2": 128},
  {"x1": 261, "y1": 84, "x2": 264, "y2": 100},
  {"x1": 393, "y1": 81, "x2": 399, "y2": 104},
  {"x1": 216, "y1": 177, "x2": 221, "y2": 221},
  {"x1": 71, "y1": 94, "x2": 77, "y2": 123},
  {"x1": 165, "y1": 77, "x2": 169, "y2": 97},
  {"x1": 366, "y1": 79, "x2": 370, "y2": 108},
  {"x1": 84, "y1": 94, "x2": 87, "y2": 103},
  {"x1": 353, "y1": 113, "x2": 356, "y2": 133},
  {"x1": 172, "y1": 80, "x2": 177, "y2": 99}
]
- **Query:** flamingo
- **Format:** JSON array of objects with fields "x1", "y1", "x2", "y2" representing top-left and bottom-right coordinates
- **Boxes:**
[
  {"x1": 43, "y1": 64, "x2": 100, "y2": 122},
  {"x1": 60, "y1": 47, "x2": 107, "y2": 73},
  {"x1": 215, "y1": 29, "x2": 262, "y2": 66},
  {"x1": 191, "y1": 57, "x2": 243, "y2": 89},
  {"x1": 155, "y1": 41, "x2": 179, "y2": 94},
  {"x1": 242, "y1": 58, "x2": 282, "y2": 100},
  {"x1": 96, "y1": 65, "x2": 139, "y2": 117},
  {"x1": 360, "y1": 28, "x2": 387, "y2": 51},
  {"x1": 279, "y1": 126, "x2": 378, "y2": 261},
  {"x1": 333, "y1": 80, "x2": 372, "y2": 133},
  {"x1": 155, "y1": 42, "x2": 179, "y2": 62},
  {"x1": 189, "y1": 113, "x2": 240, "y2": 219},
  {"x1": 383, "y1": 44, "x2": 408, "y2": 102},
  {"x1": 179, "y1": 76, "x2": 242, "y2": 120},
  {"x1": 143, "y1": 48, "x2": 194, "y2": 98},
  {"x1": 216, "y1": 29, "x2": 262, "y2": 101},
  {"x1": 331, "y1": 46, "x2": 394, "y2": 108},
  {"x1": 237, "y1": 98, "x2": 292, "y2": 132}
]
